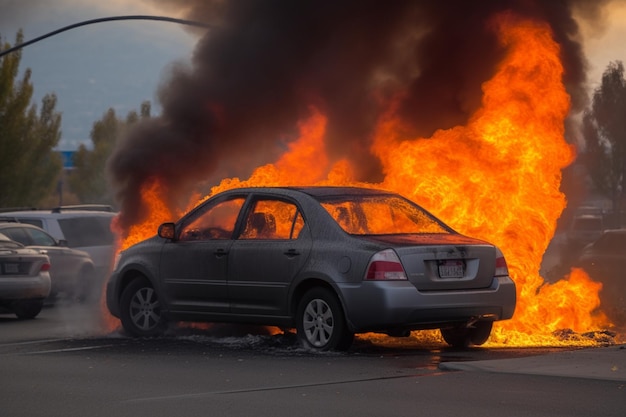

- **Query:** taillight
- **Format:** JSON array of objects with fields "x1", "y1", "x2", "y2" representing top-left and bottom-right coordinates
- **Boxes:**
[
  {"x1": 495, "y1": 248, "x2": 509, "y2": 277},
  {"x1": 365, "y1": 249, "x2": 407, "y2": 281},
  {"x1": 40, "y1": 262, "x2": 51, "y2": 272}
]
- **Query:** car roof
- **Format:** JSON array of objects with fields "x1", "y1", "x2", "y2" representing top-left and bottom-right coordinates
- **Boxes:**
[
  {"x1": 287, "y1": 186, "x2": 394, "y2": 198},
  {"x1": 602, "y1": 228, "x2": 626, "y2": 235},
  {"x1": 221, "y1": 186, "x2": 396, "y2": 198},
  {"x1": 0, "y1": 222, "x2": 49, "y2": 231},
  {"x1": 0, "y1": 209, "x2": 116, "y2": 219}
]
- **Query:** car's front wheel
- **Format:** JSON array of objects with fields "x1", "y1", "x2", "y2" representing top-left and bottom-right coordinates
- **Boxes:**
[
  {"x1": 296, "y1": 287, "x2": 354, "y2": 351},
  {"x1": 440, "y1": 321, "x2": 493, "y2": 348},
  {"x1": 119, "y1": 277, "x2": 166, "y2": 337}
]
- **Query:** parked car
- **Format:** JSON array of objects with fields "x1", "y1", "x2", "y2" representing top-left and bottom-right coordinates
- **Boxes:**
[
  {"x1": 106, "y1": 186, "x2": 516, "y2": 350},
  {"x1": 566, "y1": 212, "x2": 605, "y2": 250},
  {"x1": 0, "y1": 206, "x2": 117, "y2": 292},
  {"x1": 0, "y1": 222, "x2": 95, "y2": 301},
  {"x1": 577, "y1": 229, "x2": 626, "y2": 269},
  {"x1": 576, "y1": 228, "x2": 626, "y2": 325},
  {"x1": 0, "y1": 233, "x2": 51, "y2": 318}
]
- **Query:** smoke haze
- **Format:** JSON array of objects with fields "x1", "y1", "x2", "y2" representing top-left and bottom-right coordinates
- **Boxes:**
[{"x1": 108, "y1": 0, "x2": 611, "y2": 233}]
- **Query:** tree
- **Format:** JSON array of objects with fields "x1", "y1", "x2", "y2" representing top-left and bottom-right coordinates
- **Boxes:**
[
  {"x1": 582, "y1": 61, "x2": 626, "y2": 212},
  {"x1": 0, "y1": 31, "x2": 63, "y2": 208},
  {"x1": 68, "y1": 101, "x2": 151, "y2": 204}
]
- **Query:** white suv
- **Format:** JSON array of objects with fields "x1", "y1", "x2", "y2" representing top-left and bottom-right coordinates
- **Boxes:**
[{"x1": 0, "y1": 206, "x2": 117, "y2": 290}]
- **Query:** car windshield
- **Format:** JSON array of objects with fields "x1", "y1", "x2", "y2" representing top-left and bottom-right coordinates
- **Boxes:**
[
  {"x1": 0, "y1": 232, "x2": 24, "y2": 249},
  {"x1": 571, "y1": 216, "x2": 603, "y2": 231},
  {"x1": 319, "y1": 195, "x2": 450, "y2": 235}
]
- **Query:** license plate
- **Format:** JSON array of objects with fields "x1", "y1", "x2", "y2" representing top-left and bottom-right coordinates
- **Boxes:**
[
  {"x1": 4, "y1": 263, "x2": 19, "y2": 274},
  {"x1": 438, "y1": 260, "x2": 464, "y2": 278}
]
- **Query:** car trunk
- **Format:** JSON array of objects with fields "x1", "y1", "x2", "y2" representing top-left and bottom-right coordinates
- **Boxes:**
[{"x1": 364, "y1": 234, "x2": 497, "y2": 291}]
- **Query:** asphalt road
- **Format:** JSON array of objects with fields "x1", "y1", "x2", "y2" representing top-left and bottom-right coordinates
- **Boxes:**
[{"x1": 1, "y1": 302, "x2": 624, "y2": 417}]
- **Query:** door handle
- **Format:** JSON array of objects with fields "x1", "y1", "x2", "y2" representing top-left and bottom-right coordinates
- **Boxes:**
[
  {"x1": 214, "y1": 249, "x2": 228, "y2": 258},
  {"x1": 284, "y1": 249, "x2": 300, "y2": 258}
]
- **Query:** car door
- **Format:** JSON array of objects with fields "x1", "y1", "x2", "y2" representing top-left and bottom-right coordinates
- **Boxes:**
[
  {"x1": 159, "y1": 196, "x2": 246, "y2": 314},
  {"x1": 228, "y1": 197, "x2": 312, "y2": 317}
]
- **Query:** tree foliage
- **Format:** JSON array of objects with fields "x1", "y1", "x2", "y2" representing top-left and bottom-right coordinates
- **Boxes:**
[
  {"x1": 0, "y1": 31, "x2": 63, "y2": 208},
  {"x1": 582, "y1": 61, "x2": 626, "y2": 209},
  {"x1": 68, "y1": 101, "x2": 151, "y2": 205}
]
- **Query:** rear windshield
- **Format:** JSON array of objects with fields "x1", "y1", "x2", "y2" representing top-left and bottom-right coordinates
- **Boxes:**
[
  {"x1": 319, "y1": 195, "x2": 450, "y2": 235},
  {"x1": 571, "y1": 216, "x2": 603, "y2": 231},
  {"x1": 58, "y1": 216, "x2": 115, "y2": 247}
]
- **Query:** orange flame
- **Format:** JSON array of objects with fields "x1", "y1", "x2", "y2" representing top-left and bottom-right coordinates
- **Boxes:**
[{"x1": 114, "y1": 13, "x2": 616, "y2": 345}]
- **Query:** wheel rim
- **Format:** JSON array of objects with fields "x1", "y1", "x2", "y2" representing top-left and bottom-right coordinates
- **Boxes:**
[
  {"x1": 303, "y1": 299, "x2": 334, "y2": 347},
  {"x1": 129, "y1": 287, "x2": 161, "y2": 331}
]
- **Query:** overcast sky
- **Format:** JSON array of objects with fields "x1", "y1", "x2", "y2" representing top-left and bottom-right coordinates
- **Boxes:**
[
  {"x1": 0, "y1": 0, "x2": 625, "y2": 150},
  {"x1": 0, "y1": 0, "x2": 197, "y2": 150}
]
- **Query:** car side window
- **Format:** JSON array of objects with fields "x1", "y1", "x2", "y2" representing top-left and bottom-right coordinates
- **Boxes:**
[
  {"x1": 26, "y1": 228, "x2": 57, "y2": 246},
  {"x1": 17, "y1": 218, "x2": 44, "y2": 228},
  {"x1": 180, "y1": 197, "x2": 245, "y2": 241},
  {"x1": 239, "y1": 199, "x2": 304, "y2": 240}
]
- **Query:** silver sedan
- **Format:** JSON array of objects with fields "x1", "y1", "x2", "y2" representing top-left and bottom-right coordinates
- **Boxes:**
[{"x1": 107, "y1": 186, "x2": 516, "y2": 350}]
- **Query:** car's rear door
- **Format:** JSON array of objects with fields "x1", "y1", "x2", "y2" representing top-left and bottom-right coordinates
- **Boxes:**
[
  {"x1": 159, "y1": 196, "x2": 246, "y2": 314},
  {"x1": 228, "y1": 197, "x2": 312, "y2": 317}
]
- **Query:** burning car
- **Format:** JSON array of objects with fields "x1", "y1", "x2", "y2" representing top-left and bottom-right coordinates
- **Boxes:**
[{"x1": 106, "y1": 186, "x2": 516, "y2": 350}]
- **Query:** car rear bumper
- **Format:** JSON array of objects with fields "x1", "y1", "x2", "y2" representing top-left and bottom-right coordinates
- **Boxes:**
[
  {"x1": 0, "y1": 274, "x2": 51, "y2": 301},
  {"x1": 338, "y1": 276, "x2": 516, "y2": 332}
]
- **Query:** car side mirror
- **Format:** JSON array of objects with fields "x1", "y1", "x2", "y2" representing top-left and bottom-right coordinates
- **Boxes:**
[
  {"x1": 58, "y1": 239, "x2": 69, "y2": 247},
  {"x1": 158, "y1": 223, "x2": 176, "y2": 240}
]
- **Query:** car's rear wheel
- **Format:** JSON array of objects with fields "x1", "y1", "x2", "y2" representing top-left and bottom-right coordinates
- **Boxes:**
[
  {"x1": 440, "y1": 321, "x2": 493, "y2": 348},
  {"x1": 296, "y1": 287, "x2": 354, "y2": 351},
  {"x1": 13, "y1": 299, "x2": 44, "y2": 319},
  {"x1": 120, "y1": 277, "x2": 166, "y2": 337}
]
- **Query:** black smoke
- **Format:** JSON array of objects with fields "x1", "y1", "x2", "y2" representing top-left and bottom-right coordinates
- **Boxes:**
[{"x1": 108, "y1": 0, "x2": 610, "y2": 234}]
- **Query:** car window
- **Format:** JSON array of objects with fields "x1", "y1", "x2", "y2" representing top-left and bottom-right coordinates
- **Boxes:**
[
  {"x1": 0, "y1": 232, "x2": 23, "y2": 248},
  {"x1": 180, "y1": 197, "x2": 245, "y2": 241},
  {"x1": 16, "y1": 218, "x2": 44, "y2": 228},
  {"x1": 320, "y1": 195, "x2": 449, "y2": 235},
  {"x1": 26, "y1": 228, "x2": 57, "y2": 247},
  {"x1": 571, "y1": 216, "x2": 603, "y2": 231},
  {"x1": 239, "y1": 199, "x2": 304, "y2": 240},
  {"x1": 58, "y1": 217, "x2": 115, "y2": 247},
  {"x1": 595, "y1": 232, "x2": 626, "y2": 253},
  {"x1": 1, "y1": 227, "x2": 32, "y2": 246}
]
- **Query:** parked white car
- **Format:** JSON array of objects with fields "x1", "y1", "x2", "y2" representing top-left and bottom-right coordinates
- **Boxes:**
[{"x1": 0, "y1": 206, "x2": 117, "y2": 299}]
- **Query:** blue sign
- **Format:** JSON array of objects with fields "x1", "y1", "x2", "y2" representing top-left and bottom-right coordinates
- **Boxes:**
[{"x1": 59, "y1": 151, "x2": 76, "y2": 169}]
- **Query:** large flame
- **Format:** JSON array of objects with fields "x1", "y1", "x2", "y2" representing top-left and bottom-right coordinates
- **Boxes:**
[{"x1": 115, "y1": 13, "x2": 614, "y2": 346}]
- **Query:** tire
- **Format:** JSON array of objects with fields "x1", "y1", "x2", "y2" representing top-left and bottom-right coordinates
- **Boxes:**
[
  {"x1": 119, "y1": 277, "x2": 166, "y2": 337},
  {"x1": 440, "y1": 326, "x2": 471, "y2": 348},
  {"x1": 14, "y1": 299, "x2": 44, "y2": 319},
  {"x1": 469, "y1": 321, "x2": 493, "y2": 345},
  {"x1": 441, "y1": 321, "x2": 493, "y2": 348},
  {"x1": 296, "y1": 287, "x2": 354, "y2": 351}
]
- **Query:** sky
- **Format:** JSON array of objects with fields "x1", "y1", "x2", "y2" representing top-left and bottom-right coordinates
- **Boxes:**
[
  {"x1": 0, "y1": 0, "x2": 625, "y2": 151},
  {"x1": 0, "y1": 0, "x2": 198, "y2": 150}
]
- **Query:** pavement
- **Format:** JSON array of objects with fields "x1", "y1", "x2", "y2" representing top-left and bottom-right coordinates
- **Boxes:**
[{"x1": 439, "y1": 344, "x2": 626, "y2": 382}]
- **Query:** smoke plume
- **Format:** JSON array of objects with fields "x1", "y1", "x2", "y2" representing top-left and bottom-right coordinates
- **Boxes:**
[{"x1": 108, "y1": 0, "x2": 610, "y2": 234}]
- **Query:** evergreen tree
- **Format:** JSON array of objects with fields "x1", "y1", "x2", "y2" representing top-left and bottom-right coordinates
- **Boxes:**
[
  {"x1": 0, "y1": 31, "x2": 63, "y2": 208},
  {"x1": 68, "y1": 101, "x2": 151, "y2": 204},
  {"x1": 582, "y1": 61, "x2": 626, "y2": 212}
]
